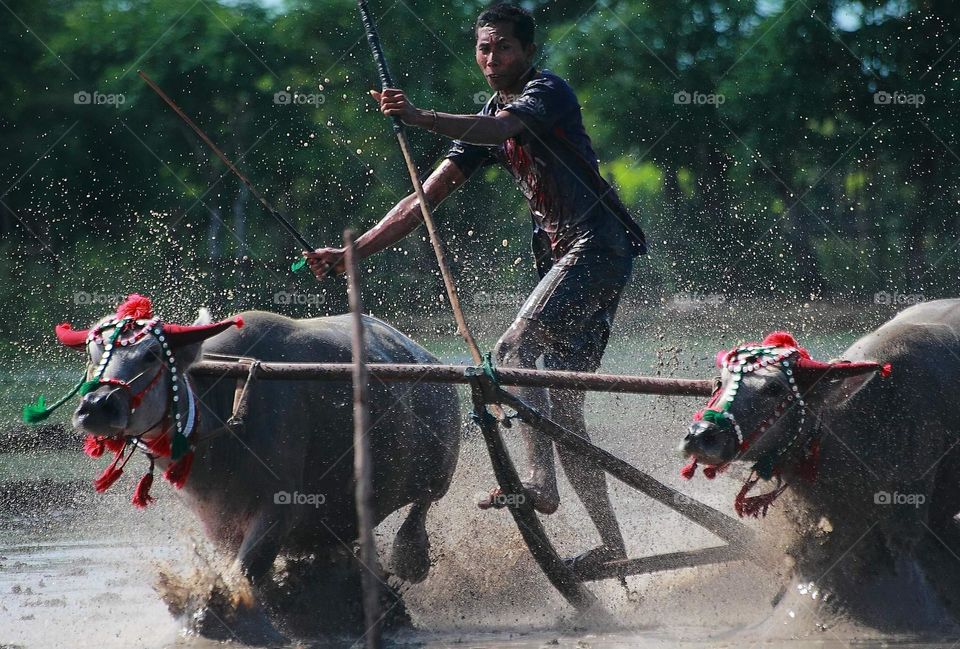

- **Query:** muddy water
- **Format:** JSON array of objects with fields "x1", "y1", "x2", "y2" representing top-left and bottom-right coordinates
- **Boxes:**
[{"x1": 1, "y1": 300, "x2": 955, "y2": 647}]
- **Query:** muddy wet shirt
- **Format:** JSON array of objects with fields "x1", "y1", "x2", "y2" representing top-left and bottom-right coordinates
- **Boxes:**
[{"x1": 445, "y1": 69, "x2": 631, "y2": 261}]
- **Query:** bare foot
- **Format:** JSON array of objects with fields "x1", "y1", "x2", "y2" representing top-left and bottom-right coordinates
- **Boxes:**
[{"x1": 477, "y1": 483, "x2": 560, "y2": 514}]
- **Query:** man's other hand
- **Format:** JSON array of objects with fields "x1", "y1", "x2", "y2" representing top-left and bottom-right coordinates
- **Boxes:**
[{"x1": 304, "y1": 247, "x2": 346, "y2": 280}]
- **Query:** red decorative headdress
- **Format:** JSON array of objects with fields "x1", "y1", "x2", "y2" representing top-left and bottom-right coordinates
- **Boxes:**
[
  {"x1": 755, "y1": 331, "x2": 890, "y2": 381},
  {"x1": 55, "y1": 294, "x2": 243, "y2": 349}
]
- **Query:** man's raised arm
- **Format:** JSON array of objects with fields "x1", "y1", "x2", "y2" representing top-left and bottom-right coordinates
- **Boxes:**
[{"x1": 305, "y1": 159, "x2": 468, "y2": 279}]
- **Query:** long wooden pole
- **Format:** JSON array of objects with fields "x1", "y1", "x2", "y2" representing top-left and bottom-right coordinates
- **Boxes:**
[
  {"x1": 191, "y1": 359, "x2": 714, "y2": 397},
  {"x1": 345, "y1": 229, "x2": 382, "y2": 649},
  {"x1": 354, "y1": 0, "x2": 483, "y2": 366},
  {"x1": 137, "y1": 70, "x2": 316, "y2": 253},
  {"x1": 468, "y1": 381, "x2": 601, "y2": 612}
]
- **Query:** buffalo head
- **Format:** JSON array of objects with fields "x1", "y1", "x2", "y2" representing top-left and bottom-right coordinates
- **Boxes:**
[
  {"x1": 680, "y1": 331, "x2": 890, "y2": 481},
  {"x1": 47, "y1": 294, "x2": 241, "y2": 443}
]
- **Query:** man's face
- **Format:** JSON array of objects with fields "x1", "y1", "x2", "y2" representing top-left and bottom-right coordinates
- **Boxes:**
[{"x1": 475, "y1": 23, "x2": 535, "y2": 94}]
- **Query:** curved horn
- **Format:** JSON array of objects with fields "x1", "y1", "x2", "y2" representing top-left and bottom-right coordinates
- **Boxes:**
[
  {"x1": 55, "y1": 322, "x2": 90, "y2": 349},
  {"x1": 793, "y1": 357, "x2": 892, "y2": 382},
  {"x1": 161, "y1": 316, "x2": 243, "y2": 348}
]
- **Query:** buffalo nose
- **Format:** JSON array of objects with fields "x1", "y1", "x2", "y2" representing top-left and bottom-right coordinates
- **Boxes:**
[
  {"x1": 77, "y1": 390, "x2": 119, "y2": 417},
  {"x1": 683, "y1": 420, "x2": 718, "y2": 452},
  {"x1": 688, "y1": 420, "x2": 718, "y2": 439}
]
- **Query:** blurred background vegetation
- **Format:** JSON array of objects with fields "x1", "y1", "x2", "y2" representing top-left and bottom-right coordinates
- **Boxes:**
[{"x1": 1, "y1": 0, "x2": 958, "y2": 345}]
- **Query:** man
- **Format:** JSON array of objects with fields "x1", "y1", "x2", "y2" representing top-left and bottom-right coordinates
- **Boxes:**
[{"x1": 306, "y1": 3, "x2": 645, "y2": 567}]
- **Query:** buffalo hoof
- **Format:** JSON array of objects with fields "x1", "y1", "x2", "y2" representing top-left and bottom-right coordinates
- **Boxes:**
[{"x1": 189, "y1": 590, "x2": 287, "y2": 646}]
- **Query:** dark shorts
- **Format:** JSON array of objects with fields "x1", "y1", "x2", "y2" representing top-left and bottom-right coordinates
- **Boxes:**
[{"x1": 499, "y1": 250, "x2": 633, "y2": 374}]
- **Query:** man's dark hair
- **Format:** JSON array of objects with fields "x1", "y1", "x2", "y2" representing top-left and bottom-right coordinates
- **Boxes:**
[{"x1": 476, "y1": 3, "x2": 535, "y2": 48}]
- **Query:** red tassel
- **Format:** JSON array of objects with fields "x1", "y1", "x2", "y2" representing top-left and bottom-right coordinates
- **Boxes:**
[
  {"x1": 234, "y1": 315, "x2": 244, "y2": 328},
  {"x1": 93, "y1": 451, "x2": 125, "y2": 493},
  {"x1": 703, "y1": 463, "x2": 728, "y2": 479},
  {"x1": 880, "y1": 363, "x2": 892, "y2": 378},
  {"x1": 115, "y1": 294, "x2": 153, "y2": 320},
  {"x1": 761, "y1": 331, "x2": 810, "y2": 359},
  {"x1": 144, "y1": 434, "x2": 171, "y2": 457},
  {"x1": 84, "y1": 435, "x2": 105, "y2": 458},
  {"x1": 734, "y1": 477, "x2": 789, "y2": 518},
  {"x1": 680, "y1": 459, "x2": 698, "y2": 479},
  {"x1": 103, "y1": 437, "x2": 125, "y2": 454},
  {"x1": 164, "y1": 451, "x2": 194, "y2": 489},
  {"x1": 131, "y1": 472, "x2": 155, "y2": 508}
]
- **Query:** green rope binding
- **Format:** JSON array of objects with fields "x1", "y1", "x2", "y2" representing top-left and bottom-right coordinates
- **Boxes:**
[
  {"x1": 22, "y1": 376, "x2": 88, "y2": 424},
  {"x1": 481, "y1": 351, "x2": 500, "y2": 387}
]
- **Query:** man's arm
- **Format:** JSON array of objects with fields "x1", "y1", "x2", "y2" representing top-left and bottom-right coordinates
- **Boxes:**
[
  {"x1": 305, "y1": 159, "x2": 468, "y2": 278},
  {"x1": 371, "y1": 88, "x2": 524, "y2": 146}
]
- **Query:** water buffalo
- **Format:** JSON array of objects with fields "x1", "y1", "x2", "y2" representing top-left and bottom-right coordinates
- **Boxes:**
[
  {"x1": 680, "y1": 299, "x2": 960, "y2": 634},
  {"x1": 50, "y1": 294, "x2": 460, "y2": 633}
]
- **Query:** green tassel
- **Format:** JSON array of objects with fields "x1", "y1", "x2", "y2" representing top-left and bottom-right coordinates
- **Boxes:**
[
  {"x1": 290, "y1": 257, "x2": 307, "y2": 273},
  {"x1": 79, "y1": 380, "x2": 100, "y2": 396},
  {"x1": 753, "y1": 453, "x2": 777, "y2": 481},
  {"x1": 171, "y1": 430, "x2": 189, "y2": 461},
  {"x1": 22, "y1": 396, "x2": 50, "y2": 423},
  {"x1": 702, "y1": 409, "x2": 732, "y2": 429}
]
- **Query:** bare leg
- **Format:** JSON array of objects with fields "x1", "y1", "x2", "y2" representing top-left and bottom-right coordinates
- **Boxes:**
[
  {"x1": 552, "y1": 388, "x2": 626, "y2": 564},
  {"x1": 481, "y1": 318, "x2": 559, "y2": 514}
]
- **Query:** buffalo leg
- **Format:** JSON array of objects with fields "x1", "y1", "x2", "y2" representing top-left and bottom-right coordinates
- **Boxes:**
[
  {"x1": 391, "y1": 500, "x2": 432, "y2": 583},
  {"x1": 236, "y1": 512, "x2": 286, "y2": 587}
]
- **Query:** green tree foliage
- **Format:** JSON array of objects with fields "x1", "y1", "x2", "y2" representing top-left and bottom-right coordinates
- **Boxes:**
[{"x1": 1, "y1": 0, "x2": 958, "y2": 342}]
